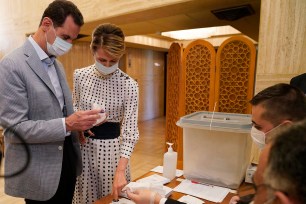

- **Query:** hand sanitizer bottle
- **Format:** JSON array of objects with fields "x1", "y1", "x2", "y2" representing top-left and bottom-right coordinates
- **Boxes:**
[{"x1": 163, "y1": 142, "x2": 177, "y2": 180}]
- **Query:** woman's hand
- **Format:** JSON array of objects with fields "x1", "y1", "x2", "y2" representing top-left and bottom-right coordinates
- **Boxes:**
[{"x1": 112, "y1": 169, "x2": 127, "y2": 200}]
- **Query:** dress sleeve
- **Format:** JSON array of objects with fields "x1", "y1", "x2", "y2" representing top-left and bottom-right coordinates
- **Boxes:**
[{"x1": 120, "y1": 78, "x2": 140, "y2": 159}]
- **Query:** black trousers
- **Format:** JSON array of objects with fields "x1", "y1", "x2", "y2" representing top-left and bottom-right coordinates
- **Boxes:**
[{"x1": 25, "y1": 136, "x2": 77, "y2": 204}]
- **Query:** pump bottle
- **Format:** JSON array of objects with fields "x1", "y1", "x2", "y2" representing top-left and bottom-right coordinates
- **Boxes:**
[{"x1": 163, "y1": 142, "x2": 177, "y2": 180}]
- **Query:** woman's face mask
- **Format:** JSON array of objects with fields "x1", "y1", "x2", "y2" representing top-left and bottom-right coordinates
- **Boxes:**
[{"x1": 95, "y1": 60, "x2": 118, "y2": 75}]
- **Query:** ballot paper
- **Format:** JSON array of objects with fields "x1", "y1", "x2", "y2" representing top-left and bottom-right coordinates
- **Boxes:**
[
  {"x1": 92, "y1": 102, "x2": 107, "y2": 126},
  {"x1": 136, "y1": 174, "x2": 170, "y2": 185},
  {"x1": 150, "y1": 165, "x2": 184, "y2": 177},
  {"x1": 178, "y1": 195, "x2": 205, "y2": 204},
  {"x1": 173, "y1": 179, "x2": 230, "y2": 203}
]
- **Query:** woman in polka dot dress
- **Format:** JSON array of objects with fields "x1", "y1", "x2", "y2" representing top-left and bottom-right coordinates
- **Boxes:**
[{"x1": 72, "y1": 23, "x2": 139, "y2": 204}]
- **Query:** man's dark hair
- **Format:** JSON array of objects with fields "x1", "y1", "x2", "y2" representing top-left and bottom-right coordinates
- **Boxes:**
[
  {"x1": 264, "y1": 120, "x2": 306, "y2": 203},
  {"x1": 39, "y1": 0, "x2": 84, "y2": 27},
  {"x1": 250, "y1": 83, "x2": 306, "y2": 126}
]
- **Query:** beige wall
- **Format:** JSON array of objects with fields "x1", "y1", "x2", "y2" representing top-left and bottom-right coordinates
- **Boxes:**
[
  {"x1": 0, "y1": 0, "x2": 188, "y2": 58},
  {"x1": 255, "y1": 0, "x2": 306, "y2": 93},
  {"x1": 0, "y1": 0, "x2": 51, "y2": 58},
  {"x1": 125, "y1": 48, "x2": 165, "y2": 121}
]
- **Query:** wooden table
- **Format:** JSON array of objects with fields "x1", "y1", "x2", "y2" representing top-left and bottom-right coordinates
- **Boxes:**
[{"x1": 94, "y1": 171, "x2": 254, "y2": 204}]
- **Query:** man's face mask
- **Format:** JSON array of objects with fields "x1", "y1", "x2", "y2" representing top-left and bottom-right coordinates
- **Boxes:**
[
  {"x1": 250, "y1": 124, "x2": 281, "y2": 150},
  {"x1": 45, "y1": 23, "x2": 72, "y2": 56},
  {"x1": 250, "y1": 127, "x2": 266, "y2": 150}
]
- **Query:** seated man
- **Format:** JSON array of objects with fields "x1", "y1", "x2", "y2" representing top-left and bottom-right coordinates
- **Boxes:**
[
  {"x1": 230, "y1": 83, "x2": 306, "y2": 203},
  {"x1": 249, "y1": 83, "x2": 306, "y2": 149},
  {"x1": 253, "y1": 119, "x2": 306, "y2": 204}
]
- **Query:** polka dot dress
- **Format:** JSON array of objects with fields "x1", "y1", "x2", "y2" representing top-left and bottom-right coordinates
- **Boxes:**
[{"x1": 72, "y1": 65, "x2": 139, "y2": 204}]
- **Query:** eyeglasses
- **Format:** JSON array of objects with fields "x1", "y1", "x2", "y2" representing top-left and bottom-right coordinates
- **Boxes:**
[
  {"x1": 250, "y1": 176, "x2": 290, "y2": 204},
  {"x1": 251, "y1": 176, "x2": 267, "y2": 194},
  {"x1": 251, "y1": 176, "x2": 287, "y2": 194}
]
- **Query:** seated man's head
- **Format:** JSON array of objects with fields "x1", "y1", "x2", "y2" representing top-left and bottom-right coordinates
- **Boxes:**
[
  {"x1": 249, "y1": 83, "x2": 306, "y2": 148},
  {"x1": 253, "y1": 120, "x2": 306, "y2": 204}
]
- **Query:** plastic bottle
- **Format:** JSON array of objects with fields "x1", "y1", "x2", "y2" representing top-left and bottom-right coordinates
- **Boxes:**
[{"x1": 163, "y1": 142, "x2": 177, "y2": 180}]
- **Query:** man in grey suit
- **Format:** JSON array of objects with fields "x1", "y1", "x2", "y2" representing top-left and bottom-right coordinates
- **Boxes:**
[{"x1": 0, "y1": 1, "x2": 102, "y2": 203}]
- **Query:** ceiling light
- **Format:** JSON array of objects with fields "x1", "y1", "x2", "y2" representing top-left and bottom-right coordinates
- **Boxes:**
[{"x1": 161, "y1": 25, "x2": 241, "y2": 40}]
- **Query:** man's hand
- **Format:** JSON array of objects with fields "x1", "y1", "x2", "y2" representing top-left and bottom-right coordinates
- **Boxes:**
[{"x1": 65, "y1": 109, "x2": 101, "y2": 132}]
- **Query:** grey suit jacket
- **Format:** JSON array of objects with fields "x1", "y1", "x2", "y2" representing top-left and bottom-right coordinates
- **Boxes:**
[{"x1": 0, "y1": 40, "x2": 82, "y2": 200}]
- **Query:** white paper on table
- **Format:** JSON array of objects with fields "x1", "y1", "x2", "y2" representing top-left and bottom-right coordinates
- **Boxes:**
[
  {"x1": 92, "y1": 102, "x2": 107, "y2": 125},
  {"x1": 136, "y1": 174, "x2": 170, "y2": 185},
  {"x1": 178, "y1": 195, "x2": 205, "y2": 204},
  {"x1": 150, "y1": 166, "x2": 184, "y2": 177},
  {"x1": 173, "y1": 179, "x2": 230, "y2": 203}
]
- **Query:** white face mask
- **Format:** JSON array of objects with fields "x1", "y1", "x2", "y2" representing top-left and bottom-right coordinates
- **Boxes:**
[
  {"x1": 250, "y1": 126, "x2": 266, "y2": 150},
  {"x1": 251, "y1": 124, "x2": 282, "y2": 150},
  {"x1": 46, "y1": 26, "x2": 72, "y2": 56},
  {"x1": 95, "y1": 60, "x2": 118, "y2": 75}
]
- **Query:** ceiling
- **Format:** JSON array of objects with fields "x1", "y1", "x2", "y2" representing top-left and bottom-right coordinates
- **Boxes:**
[{"x1": 76, "y1": 0, "x2": 261, "y2": 50}]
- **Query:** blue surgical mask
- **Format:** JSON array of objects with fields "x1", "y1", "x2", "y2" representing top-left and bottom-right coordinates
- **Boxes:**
[
  {"x1": 95, "y1": 60, "x2": 118, "y2": 75},
  {"x1": 45, "y1": 25, "x2": 72, "y2": 56}
]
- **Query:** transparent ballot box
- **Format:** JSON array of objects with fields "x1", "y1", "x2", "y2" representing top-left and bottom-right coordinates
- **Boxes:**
[{"x1": 176, "y1": 111, "x2": 252, "y2": 189}]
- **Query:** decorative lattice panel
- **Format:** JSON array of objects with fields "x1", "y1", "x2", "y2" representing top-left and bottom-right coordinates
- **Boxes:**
[
  {"x1": 165, "y1": 43, "x2": 183, "y2": 159},
  {"x1": 215, "y1": 36, "x2": 256, "y2": 114},
  {"x1": 182, "y1": 40, "x2": 216, "y2": 114}
]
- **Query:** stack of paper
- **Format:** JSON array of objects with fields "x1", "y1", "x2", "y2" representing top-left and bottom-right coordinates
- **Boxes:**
[
  {"x1": 173, "y1": 179, "x2": 230, "y2": 203},
  {"x1": 136, "y1": 174, "x2": 171, "y2": 185}
]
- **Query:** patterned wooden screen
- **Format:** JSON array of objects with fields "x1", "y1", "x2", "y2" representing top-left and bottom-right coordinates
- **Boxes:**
[
  {"x1": 165, "y1": 43, "x2": 183, "y2": 159},
  {"x1": 182, "y1": 40, "x2": 216, "y2": 114},
  {"x1": 215, "y1": 36, "x2": 256, "y2": 114}
]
